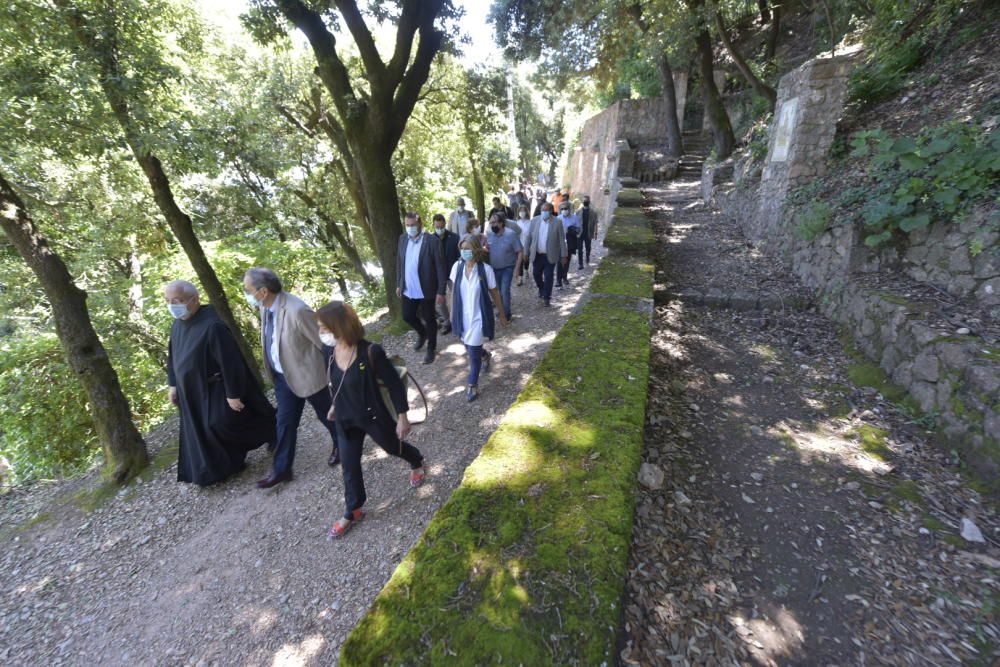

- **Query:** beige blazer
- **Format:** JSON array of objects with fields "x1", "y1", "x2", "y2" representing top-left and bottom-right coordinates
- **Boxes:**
[
  {"x1": 526, "y1": 214, "x2": 568, "y2": 264},
  {"x1": 260, "y1": 292, "x2": 327, "y2": 398}
]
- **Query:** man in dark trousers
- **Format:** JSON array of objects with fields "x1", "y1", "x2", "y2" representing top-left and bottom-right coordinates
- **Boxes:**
[
  {"x1": 526, "y1": 202, "x2": 568, "y2": 307},
  {"x1": 577, "y1": 195, "x2": 600, "y2": 268},
  {"x1": 165, "y1": 280, "x2": 275, "y2": 486},
  {"x1": 243, "y1": 267, "x2": 341, "y2": 489},
  {"x1": 396, "y1": 212, "x2": 447, "y2": 363},
  {"x1": 433, "y1": 213, "x2": 460, "y2": 336}
]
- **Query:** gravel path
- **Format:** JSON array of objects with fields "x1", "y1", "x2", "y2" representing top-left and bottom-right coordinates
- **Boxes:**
[
  {"x1": 0, "y1": 235, "x2": 607, "y2": 666},
  {"x1": 622, "y1": 180, "x2": 1000, "y2": 666}
]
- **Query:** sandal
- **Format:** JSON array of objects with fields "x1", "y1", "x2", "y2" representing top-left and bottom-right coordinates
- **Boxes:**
[
  {"x1": 410, "y1": 465, "x2": 426, "y2": 488},
  {"x1": 328, "y1": 508, "x2": 364, "y2": 538}
]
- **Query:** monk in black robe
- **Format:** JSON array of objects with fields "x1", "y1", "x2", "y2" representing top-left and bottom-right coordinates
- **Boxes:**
[{"x1": 165, "y1": 280, "x2": 276, "y2": 486}]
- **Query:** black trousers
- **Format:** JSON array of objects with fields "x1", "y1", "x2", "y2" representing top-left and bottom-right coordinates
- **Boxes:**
[
  {"x1": 577, "y1": 235, "x2": 592, "y2": 267},
  {"x1": 337, "y1": 419, "x2": 423, "y2": 520},
  {"x1": 401, "y1": 295, "x2": 438, "y2": 350}
]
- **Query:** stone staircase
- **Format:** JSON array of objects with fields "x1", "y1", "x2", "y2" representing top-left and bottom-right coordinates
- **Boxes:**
[
  {"x1": 631, "y1": 131, "x2": 711, "y2": 183},
  {"x1": 676, "y1": 131, "x2": 709, "y2": 180}
]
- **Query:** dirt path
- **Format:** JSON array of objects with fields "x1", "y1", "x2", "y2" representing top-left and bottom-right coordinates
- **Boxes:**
[
  {"x1": 0, "y1": 236, "x2": 607, "y2": 666},
  {"x1": 621, "y1": 180, "x2": 1000, "y2": 666}
]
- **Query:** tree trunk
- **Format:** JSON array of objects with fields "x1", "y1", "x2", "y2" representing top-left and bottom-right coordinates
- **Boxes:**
[
  {"x1": 292, "y1": 188, "x2": 376, "y2": 287},
  {"x1": 470, "y1": 154, "x2": 486, "y2": 223},
  {"x1": 336, "y1": 275, "x2": 351, "y2": 300},
  {"x1": 627, "y1": 3, "x2": 684, "y2": 157},
  {"x1": 714, "y1": 10, "x2": 777, "y2": 109},
  {"x1": 758, "y1": 0, "x2": 772, "y2": 24},
  {"x1": 689, "y1": 0, "x2": 736, "y2": 159},
  {"x1": 354, "y1": 150, "x2": 403, "y2": 317},
  {"x1": 0, "y1": 172, "x2": 148, "y2": 483},
  {"x1": 766, "y1": 2, "x2": 782, "y2": 61},
  {"x1": 133, "y1": 152, "x2": 263, "y2": 386},
  {"x1": 60, "y1": 5, "x2": 263, "y2": 386},
  {"x1": 655, "y1": 52, "x2": 685, "y2": 157}
]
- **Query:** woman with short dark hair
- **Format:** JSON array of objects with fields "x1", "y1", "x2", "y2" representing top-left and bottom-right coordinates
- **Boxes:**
[{"x1": 316, "y1": 301, "x2": 426, "y2": 537}]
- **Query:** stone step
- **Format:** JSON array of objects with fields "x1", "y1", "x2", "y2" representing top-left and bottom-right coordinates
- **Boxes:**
[{"x1": 654, "y1": 288, "x2": 815, "y2": 312}]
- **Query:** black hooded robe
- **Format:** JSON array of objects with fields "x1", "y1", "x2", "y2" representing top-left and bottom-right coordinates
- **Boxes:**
[{"x1": 167, "y1": 305, "x2": 276, "y2": 486}]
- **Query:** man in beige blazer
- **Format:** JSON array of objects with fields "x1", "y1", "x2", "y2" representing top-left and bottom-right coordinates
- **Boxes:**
[
  {"x1": 243, "y1": 267, "x2": 339, "y2": 488},
  {"x1": 526, "y1": 202, "x2": 568, "y2": 307}
]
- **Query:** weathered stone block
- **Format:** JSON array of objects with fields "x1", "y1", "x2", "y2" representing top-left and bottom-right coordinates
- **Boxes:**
[
  {"x1": 973, "y1": 248, "x2": 999, "y2": 279},
  {"x1": 976, "y1": 277, "x2": 999, "y2": 305},
  {"x1": 910, "y1": 380, "x2": 937, "y2": 412},
  {"x1": 912, "y1": 352, "x2": 940, "y2": 383},
  {"x1": 967, "y1": 364, "x2": 1000, "y2": 396},
  {"x1": 948, "y1": 246, "x2": 972, "y2": 273}
]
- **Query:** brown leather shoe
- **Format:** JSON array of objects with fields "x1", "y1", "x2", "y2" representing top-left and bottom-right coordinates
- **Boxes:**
[{"x1": 256, "y1": 471, "x2": 293, "y2": 489}]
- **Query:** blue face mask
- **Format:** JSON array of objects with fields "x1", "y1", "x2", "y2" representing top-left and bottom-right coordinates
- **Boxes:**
[
  {"x1": 460, "y1": 249, "x2": 474, "y2": 262},
  {"x1": 406, "y1": 225, "x2": 420, "y2": 237},
  {"x1": 541, "y1": 211, "x2": 551, "y2": 220},
  {"x1": 434, "y1": 227, "x2": 446, "y2": 236},
  {"x1": 168, "y1": 303, "x2": 189, "y2": 319}
]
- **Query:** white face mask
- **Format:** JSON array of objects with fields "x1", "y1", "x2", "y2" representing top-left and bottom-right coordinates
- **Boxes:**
[
  {"x1": 168, "y1": 303, "x2": 189, "y2": 319},
  {"x1": 244, "y1": 290, "x2": 261, "y2": 308},
  {"x1": 319, "y1": 332, "x2": 337, "y2": 347}
]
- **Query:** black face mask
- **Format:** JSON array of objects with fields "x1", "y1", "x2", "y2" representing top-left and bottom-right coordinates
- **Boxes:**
[
  {"x1": 583, "y1": 201, "x2": 590, "y2": 208},
  {"x1": 491, "y1": 225, "x2": 502, "y2": 233}
]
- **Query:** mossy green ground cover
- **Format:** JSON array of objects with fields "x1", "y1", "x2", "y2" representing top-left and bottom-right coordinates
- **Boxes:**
[
  {"x1": 342, "y1": 199, "x2": 653, "y2": 665},
  {"x1": 590, "y1": 254, "x2": 654, "y2": 297},
  {"x1": 604, "y1": 209, "x2": 653, "y2": 256},
  {"x1": 616, "y1": 188, "x2": 644, "y2": 207}
]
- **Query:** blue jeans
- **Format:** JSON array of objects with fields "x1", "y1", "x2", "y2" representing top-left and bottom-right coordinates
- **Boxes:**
[
  {"x1": 494, "y1": 265, "x2": 515, "y2": 319},
  {"x1": 466, "y1": 344, "x2": 483, "y2": 386},
  {"x1": 272, "y1": 371, "x2": 339, "y2": 475},
  {"x1": 532, "y1": 253, "x2": 556, "y2": 301}
]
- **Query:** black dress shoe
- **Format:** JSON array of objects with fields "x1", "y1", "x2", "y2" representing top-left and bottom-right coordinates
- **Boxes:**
[
  {"x1": 423, "y1": 348, "x2": 436, "y2": 364},
  {"x1": 413, "y1": 334, "x2": 427, "y2": 351},
  {"x1": 256, "y1": 471, "x2": 293, "y2": 489},
  {"x1": 440, "y1": 325, "x2": 452, "y2": 336},
  {"x1": 328, "y1": 448, "x2": 341, "y2": 467}
]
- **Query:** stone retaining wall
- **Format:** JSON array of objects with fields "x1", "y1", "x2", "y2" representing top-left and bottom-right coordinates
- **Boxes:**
[{"x1": 710, "y1": 48, "x2": 999, "y2": 480}]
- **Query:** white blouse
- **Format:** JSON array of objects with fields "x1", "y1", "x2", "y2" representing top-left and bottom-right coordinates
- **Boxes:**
[{"x1": 449, "y1": 261, "x2": 497, "y2": 347}]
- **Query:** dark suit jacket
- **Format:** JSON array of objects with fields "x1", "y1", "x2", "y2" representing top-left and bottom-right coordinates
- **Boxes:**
[
  {"x1": 438, "y1": 229, "x2": 460, "y2": 273},
  {"x1": 396, "y1": 231, "x2": 447, "y2": 298}
]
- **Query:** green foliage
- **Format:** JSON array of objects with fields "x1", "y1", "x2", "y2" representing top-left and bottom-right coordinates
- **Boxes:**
[
  {"x1": 795, "y1": 200, "x2": 832, "y2": 241},
  {"x1": 847, "y1": 0, "x2": 969, "y2": 110},
  {"x1": 0, "y1": 335, "x2": 96, "y2": 481},
  {"x1": 848, "y1": 123, "x2": 999, "y2": 247}
]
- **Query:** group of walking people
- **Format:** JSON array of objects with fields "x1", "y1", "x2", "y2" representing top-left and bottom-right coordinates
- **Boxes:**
[{"x1": 163, "y1": 186, "x2": 599, "y2": 538}]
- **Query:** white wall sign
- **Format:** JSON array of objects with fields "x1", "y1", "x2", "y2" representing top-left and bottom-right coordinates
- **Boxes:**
[{"x1": 770, "y1": 96, "x2": 800, "y2": 163}]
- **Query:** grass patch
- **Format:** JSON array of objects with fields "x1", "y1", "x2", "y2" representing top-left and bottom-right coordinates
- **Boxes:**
[
  {"x1": 366, "y1": 317, "x2": 411, "y2": 343},
  {"x1": 590, "y1": 254, "x2": 654, "y2": 298},
  {"x1": 852, "y1": 424, "x2": 894, "y2": 460},
  {"x1": 616, "y1": 188, "x2": 643, "y2": 207},
  {"x1": 890, "y1": 480, "x2": 925, "y2": 507},
  {"x1": 341, "y1": 292, "x2": 651, "y2": 665},
  {"x1": 139, "y1": 442, "x2": 179, "y2": 482},
  {"x1": 847, "y1": 361, "x2": 908, "y2": 403},
  {"x1": 71, "y1": 480, "x2": 122, "y2": 513}
]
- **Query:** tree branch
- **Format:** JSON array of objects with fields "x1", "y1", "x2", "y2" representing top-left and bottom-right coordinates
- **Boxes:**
[
  {"x1": 332, "y1": 0, "x2": 387, "y2": 88},
  {"x1": 276, "y1": 0, "x2": 358, "y2": 124}
]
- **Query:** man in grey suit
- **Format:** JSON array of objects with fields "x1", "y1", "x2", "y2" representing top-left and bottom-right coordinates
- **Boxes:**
[
  {"x1": 526, "y1": 202, "x2": 568, "y2": 307},
  {"x1": 243, "y1": 267, "x2": 340, "y2": 489},
  {"x1": 397, "y1": 213, "x2": 447, "y2": 363}
]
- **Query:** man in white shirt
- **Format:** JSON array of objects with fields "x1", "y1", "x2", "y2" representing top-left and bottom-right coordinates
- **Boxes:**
[
  {"x1": 243, "y1": 267, "x2": 340, "y2": 489},
  {"x1": 526, "y1": 202, "x2": 568, "y2": 307},
  {"x1": 396, "y1": 213, "x2": 447, "y2": 363}
]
